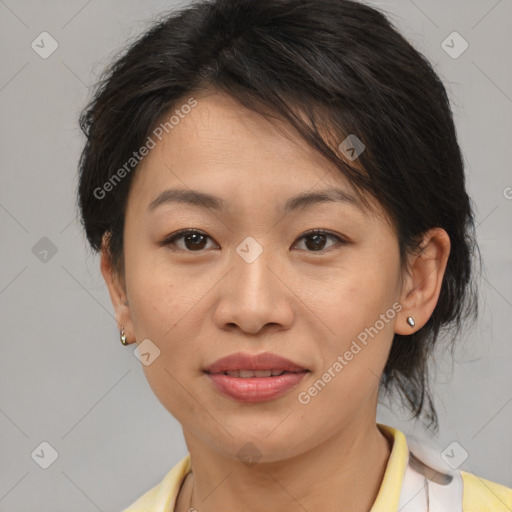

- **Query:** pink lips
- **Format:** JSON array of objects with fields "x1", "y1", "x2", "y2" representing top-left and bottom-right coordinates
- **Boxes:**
[{"x1": 203, "y1": 352, "x2": 309, "y2": 403}]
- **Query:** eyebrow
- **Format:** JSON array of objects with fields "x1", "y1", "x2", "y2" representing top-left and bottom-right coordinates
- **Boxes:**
[{"x1": 147, "y1": 187, "x2": 363, "y2": 214}]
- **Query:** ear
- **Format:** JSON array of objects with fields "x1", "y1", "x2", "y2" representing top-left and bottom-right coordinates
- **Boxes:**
[
  {"x1": 100, "y1": 233, "x2": 135, "y2": 344},
  {"x1": 395, "y1": 227, "x2": 451, "y2": 335}
]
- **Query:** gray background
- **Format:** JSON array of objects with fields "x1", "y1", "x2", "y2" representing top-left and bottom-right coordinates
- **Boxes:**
[{"x1": 0, "y1": 0, "x2": 511, "y2": 510}]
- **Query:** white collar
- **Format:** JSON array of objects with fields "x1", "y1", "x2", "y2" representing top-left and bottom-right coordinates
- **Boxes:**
[{"x1": 398, "y1": 442, "x2": 464, "y2": 511}]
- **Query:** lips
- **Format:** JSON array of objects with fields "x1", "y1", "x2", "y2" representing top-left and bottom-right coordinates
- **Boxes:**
[
  {"x1": 223, "y1": 369, "x2": 289, "y2": 378},
  {"x1": 203, "y1": 351, "x2": 308, "y2": 376},
  {"x1": 207, "y1": 371, "x2": 308, "y2": 402},
  {"x1": 204, "y1": 351, "x2": 309, "y2": 402}
]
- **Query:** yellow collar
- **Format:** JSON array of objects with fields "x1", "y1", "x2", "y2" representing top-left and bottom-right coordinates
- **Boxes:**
[
  {"x1": 123, "y1": 423, "x2": 409, "y2": 511},
  {"x1": 371, "y1": 423, "x2": 409, "y2": 511},
  {"x1": 122, "y1": 423, "x2": 512, "y2": 511}
]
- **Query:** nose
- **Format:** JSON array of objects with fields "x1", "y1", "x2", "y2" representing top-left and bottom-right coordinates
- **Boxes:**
[{"x1": 213, "y1": 241, "x2": 295, "y2": 336}]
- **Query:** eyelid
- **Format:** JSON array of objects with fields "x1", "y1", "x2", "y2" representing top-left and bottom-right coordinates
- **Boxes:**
[
  {"x1": 159, "y1": 229, "x2": 215, "y2": 250},
  {"x1": 299, "y1": 228, "x2": 348, "y2": 243},
  {"x1": 293, "y1": 229, "x2": 348, "y2": 251}
]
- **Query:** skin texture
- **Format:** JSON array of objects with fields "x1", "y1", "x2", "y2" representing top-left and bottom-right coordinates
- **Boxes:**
[{"x1": 101, "y1": 91, "x2": 450, "y2": 512}]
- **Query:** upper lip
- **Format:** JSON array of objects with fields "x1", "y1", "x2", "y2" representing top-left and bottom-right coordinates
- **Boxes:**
[{"x1": 204, "y1": 352, "x2": 308, "y2": 374}]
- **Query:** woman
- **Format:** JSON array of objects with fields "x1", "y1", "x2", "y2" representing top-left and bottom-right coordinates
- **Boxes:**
[{"x1": 77, "y1": 0, "x2": 512, "y2": 510}]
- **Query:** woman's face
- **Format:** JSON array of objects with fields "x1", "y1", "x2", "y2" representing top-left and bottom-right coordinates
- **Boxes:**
[{"x1": 110, "y1": 91, "x2": 406, "y2": 461}]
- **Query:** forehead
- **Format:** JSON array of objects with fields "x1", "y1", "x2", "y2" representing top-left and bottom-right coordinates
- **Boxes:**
[
  {"x1": 143, "y1": 92, "x2": 337, "y2": 175},
  {"x1": 127, "y1": 91, "x2": 377, "y2": 217}
]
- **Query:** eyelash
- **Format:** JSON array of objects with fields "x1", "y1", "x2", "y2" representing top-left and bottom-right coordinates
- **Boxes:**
[{"x1": 160, "y1": 228, "x2": 348, "y2": 253}]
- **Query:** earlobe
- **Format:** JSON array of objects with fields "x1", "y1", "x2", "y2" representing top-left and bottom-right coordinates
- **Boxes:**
[
  {"x1": 395, "y1": 228, "x2": 451, "y2": 335},
  {"x1": 100, "y1": 233, "x2": 135, "y2": 343}
]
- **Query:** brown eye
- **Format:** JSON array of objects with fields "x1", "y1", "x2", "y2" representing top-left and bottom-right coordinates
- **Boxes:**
[
  {"x1": 162, "y1": 229, "x2": 216, "y2": 252},
  {"x1": 294, "y1": 230, "x2": 346, "y2": 252},
  {"x1": 161, "y1": 228, "x2": 346, "y2": 253}
]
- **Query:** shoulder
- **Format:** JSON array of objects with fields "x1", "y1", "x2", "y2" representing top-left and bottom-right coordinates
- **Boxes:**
[
  {"x1": 461, "y1": 470, "x2": 512, "y2": 511},
  {"x1": 383, "y1": 423, "x2": 512, "y2": 512},
  {"x1": 120, "y1": 454, "x2": 192, "y2": 512}
]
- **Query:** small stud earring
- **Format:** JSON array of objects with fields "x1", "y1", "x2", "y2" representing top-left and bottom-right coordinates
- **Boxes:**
[
  {"x1": 120, "y1": 326, "x2": 129, "y2": 345},
  {"x1": 406, "y1": 316, "x2": 415, "y2": 328}
]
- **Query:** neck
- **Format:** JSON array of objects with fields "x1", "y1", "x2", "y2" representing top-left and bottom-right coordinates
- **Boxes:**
[{"x1": 176, "y1": 419, "x2": 392, "y2": 512}]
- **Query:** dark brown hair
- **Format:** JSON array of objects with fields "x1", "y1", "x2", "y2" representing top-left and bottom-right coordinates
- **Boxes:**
[{"x1": 77, "y1": 0, "x2": 479, "y2": 431}]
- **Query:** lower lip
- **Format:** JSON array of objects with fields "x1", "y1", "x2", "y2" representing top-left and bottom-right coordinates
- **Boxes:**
[{"x1": 205, "y1": 371, "x2": 309, "y2": 402}]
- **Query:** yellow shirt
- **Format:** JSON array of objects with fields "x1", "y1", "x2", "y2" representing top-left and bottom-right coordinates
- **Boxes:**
[{"x1": 121, "y1": 423, "x2": 512, "y2": 511}]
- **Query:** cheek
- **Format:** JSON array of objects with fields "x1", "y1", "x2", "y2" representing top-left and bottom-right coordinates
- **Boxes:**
[
  {"x1": 124, "y1": 255, "x2": 202, "y2": 419},
  {"x1": 317, "y1": 249, "x2": 399, "y2": 331},
  {"x1": 124, "y1": 244, "x2": 224, "y2": 381},
  {"x1": 124, "y1": 242, "x2": 194, "y2": 338},
  {"x1": 309, "y1": 251, "x2": 400, "y2": 394}
]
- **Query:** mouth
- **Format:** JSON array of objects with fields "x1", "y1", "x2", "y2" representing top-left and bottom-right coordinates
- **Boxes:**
[
  {"x1": 204, "y1": 368, "x2": 309, "y2": 403},
  {"x1": 202, "y1": 352, "x2": 309, "y2": 401},
  {"x1": 203, "y1": 351, "x2": 309, "y2": 376},
  {"x1": 205, "y1": 369, "x2": 307, "y2": 378}
]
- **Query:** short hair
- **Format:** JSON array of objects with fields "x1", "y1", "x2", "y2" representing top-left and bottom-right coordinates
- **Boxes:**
[{"x1": 77, "y1": 0, "x2": 479, "y2": 432}]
